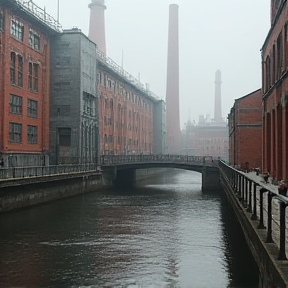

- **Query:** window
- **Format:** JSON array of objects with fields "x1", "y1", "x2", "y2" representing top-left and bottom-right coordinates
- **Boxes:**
[
  {"x1": 29, "y1": 28, "x2": 40, "y2": 50},
  {"x1": 277, "y1": 32, "x2": 282, "y2": 78},
  {"x1": 28, "y1": 62, "x2": 39, "y2": 92},
  {"x1": 9, "y1": 94, "x2": 22, "y2": 114},
  {"x1": 33, "y1": 63, "x2": 38, "y2": 91},
  {"x1": 9, "y1": 122, "x2": 22, "y2": 143},
  {"x1": 27, "y1": 99, "x2": 37, "y2": 118},
  {"x1": 10, "y1": 52, "x2": 16, "y2": 84},
  {"x1": 27, "y1": 125, "x2": 37, "y2": 144},
  {"x1": 97, "y1": 72, "x2": 102, "y2": 84},
  {"x1": 0, "y1": 8, "x2": 4, "y2": 30},
  {"x1": 28, "y1": 62, "x2": 32, "y2": 90},
  {"x1": 18, "y1": 55, "x2": 23, "y2": 87},
  {"x1": 58, "y1": 128, "x2": 71, "y2": 147},
  {"x1": 83, "y1": 93, "x2": 95, "y2": 116},
  {"x1": 10, "y1": 19, "x2": 24, "y2": 41}
]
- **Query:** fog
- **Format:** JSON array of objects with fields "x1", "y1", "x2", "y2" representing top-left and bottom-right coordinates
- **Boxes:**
[{"x1": 35, "y1": 0, "x2": 270, "y2": 128}]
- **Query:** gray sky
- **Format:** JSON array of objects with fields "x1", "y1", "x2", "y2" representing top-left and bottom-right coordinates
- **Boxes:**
[{"x1": 35, "y1": 0, "x2": 270, "y2": 128}]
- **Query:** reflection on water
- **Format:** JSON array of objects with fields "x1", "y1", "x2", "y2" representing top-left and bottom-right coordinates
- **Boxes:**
[{"x1": 0, "y1": 169, "x2": 259, "y2": 288}]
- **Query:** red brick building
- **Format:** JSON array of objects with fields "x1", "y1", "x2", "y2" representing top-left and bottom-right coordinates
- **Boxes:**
[
  {"x1": 228, "y1": 89, "x2": 262, "y2": 170},
  {"x1": 262, "y1": 0, "x2": 288, "y2": 181},
  {"x1": 182, "y1": 117, "x2": 229, "y2": 161},
  {"x1": 96, "y1": 51, "x2": 164, "y2": 155},
  {"x1": 0, "y1": 0, "x2": 59, "y2": 167}
]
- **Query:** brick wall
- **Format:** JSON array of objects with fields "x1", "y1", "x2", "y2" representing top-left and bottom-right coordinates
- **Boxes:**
[
  {"x1": 228, "y1": 89, "x2": 262, "y2": 170},
  {"x1": 97, "y1": 64, "x2": 155, "y2": 155},
  {"x1": 0, "y1": 4, "x2": 51, "y2": 167}
]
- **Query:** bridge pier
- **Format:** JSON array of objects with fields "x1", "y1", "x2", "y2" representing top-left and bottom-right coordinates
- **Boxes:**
[
  {"x1": 102, "y1": 167, "x2": 136, "y2": 188},
  {"x1": 113, "y1": 169, "x2": 136, "y2": 187},
  {"x1": 202, "y1": 166, "x2": 221, "y2": 192}
]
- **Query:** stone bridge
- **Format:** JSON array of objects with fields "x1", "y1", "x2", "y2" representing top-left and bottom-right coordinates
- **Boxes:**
[{"x1": 100, "y1": 154, "x2": 221, "y2": 191}]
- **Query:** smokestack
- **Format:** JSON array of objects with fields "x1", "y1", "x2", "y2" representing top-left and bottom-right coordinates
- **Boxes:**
[
  {"x1": 166, "y1": 4, "x2": 180, "y2": 154},
  {"x1": 88, "y1": 0, "x2": 106, "y2": 54},
  {"x1": 214, "y1": 69, "x2": 223, "y2": 123}
]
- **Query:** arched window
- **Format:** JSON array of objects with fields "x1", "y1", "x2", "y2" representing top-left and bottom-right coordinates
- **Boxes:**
[{"x1": 265, "y1": 55, "x2": 271, "y2": 92}]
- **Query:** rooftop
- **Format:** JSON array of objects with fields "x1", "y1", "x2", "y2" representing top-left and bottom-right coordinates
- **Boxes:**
[
  {"x1": 3, "y1": 0, "x2": 61, "y2": 32},
  {"x1": 96, "y1": 49, "x2": 160, "y2": 102}
]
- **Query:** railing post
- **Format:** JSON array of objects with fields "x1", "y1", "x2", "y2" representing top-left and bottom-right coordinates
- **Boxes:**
[
  {"x1": 246, "y1": 180, "x2": 252, "y2": 213},
  {"x1": 244, "y1": 177, "x2": 248, "y2": 206},
  {"x1": 258, "y1": 188, "x2": 266, "y2": 229},
  {"x1": 251, "y1": 183, "x2": 258, "y2": 220},
  {"x1": 240, "y1": 175, "x2": 244, "y2": 202},
  {"x1": 237, "y1": 174, "x2": 240, "y2": 194},
  {"x1": 233, "y1": 172, "x2": 236, "y2": 190},
  {"x1": 266, "y1": 192, "x2": 274, "y2": 243},
  {"x1": 278, "y1": 202, "x2": 288, "y2": 260}
]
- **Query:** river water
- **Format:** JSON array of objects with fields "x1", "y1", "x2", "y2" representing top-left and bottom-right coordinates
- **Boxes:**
[{"x1": 0, "y1": 169, "x2": 259, "y2": 288}]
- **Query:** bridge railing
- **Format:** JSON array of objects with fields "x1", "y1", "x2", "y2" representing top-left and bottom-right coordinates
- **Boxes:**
[
  {"x1": 100, "y1": 154, "x2": 214, "y2": 166},
  {"x1": 0, "y1": 163, "x2": 98, "y2": 180},
  {"x1": 219, "y1": 160, "x2": 288, "y2": 260}
]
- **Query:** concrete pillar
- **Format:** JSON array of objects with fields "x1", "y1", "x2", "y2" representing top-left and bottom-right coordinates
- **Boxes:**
[
  {"x1": 113, "y1": 169, "x2": 136, "y2": 187},
  {"x1": 202, "y1": 167, "x2": 221, "y2": 192},
  {"x1": 276, "y1": 104, "x2": 282, "y2": 180},
  {"x1": 284, "y1": 103, "x2": 288, "y2": 180},
  {"x1": 263, "y1": 113, "x2": 267, "y2": 173},
  {"x1": 88, "y1": 0, "x2": 106, "y2": 54},
  {"x1": 270, "y1": 110, "x2": 275, "y2": 177}
]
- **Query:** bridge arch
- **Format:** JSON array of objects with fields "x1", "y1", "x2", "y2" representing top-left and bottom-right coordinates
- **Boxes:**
[{"x1": 101, "y1": 155, "x2": 221, "y2": 191}]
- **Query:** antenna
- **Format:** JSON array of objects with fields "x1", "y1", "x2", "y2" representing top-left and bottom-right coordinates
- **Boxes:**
[
  {"x1": 121, "y1": 49, "x2": 124, "y2": 69},
  {"x1": 57, "y1": 0, "x2": 60, "y2": 24}
]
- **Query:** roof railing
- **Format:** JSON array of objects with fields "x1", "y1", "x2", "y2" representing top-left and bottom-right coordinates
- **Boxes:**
[
  {"x1": 96, "y1": 49, "x2": 160, "y2": 101},
  {"x1": 16, "y1": 0, "x2": 61, "y2": 32}
]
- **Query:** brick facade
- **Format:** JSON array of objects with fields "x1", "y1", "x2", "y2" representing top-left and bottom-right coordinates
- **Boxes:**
[
  {"x1": 262, "y1": 0, "x2": 288, "y2": 181},
  {"x1": 183, "y1": 120, "x2": 229, "y2": 161},
  {"x1": 228, "y1": 89, "x2": 262, "y2": 170},
  {"x1": 97, "y1": 52, "x2": 163, "y2": 155},
  {"x1": 0, "y1": 1, "x2": 57, "y2": 167}
]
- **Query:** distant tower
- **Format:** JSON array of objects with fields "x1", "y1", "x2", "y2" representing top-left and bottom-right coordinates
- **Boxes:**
[
  {"x1": 88, "y1": 0, "x2": 106, "y2": 54},
  {"x1": 214, "y1": 69, "x2": 223, "y2": 124},
  {"x1": 166, "y1": 4, "x2": 180, "y2": 154}
]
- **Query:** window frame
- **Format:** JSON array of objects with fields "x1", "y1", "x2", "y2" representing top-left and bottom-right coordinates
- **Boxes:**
[
  {"x1": 27, "y1": 99, "x2": 38, "y2": 118},
  {"x1": 27, "y1": 125, "x2": 37, "y2": 144},
  {"x1": 9, "y1": 122, "x2": 22, "y2": 143},
  {"x1": 9, "y1": 94, "x2": 22, "y2": 115}
]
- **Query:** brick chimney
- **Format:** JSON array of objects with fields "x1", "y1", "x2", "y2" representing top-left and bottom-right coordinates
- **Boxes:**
[{"x1": 88, "y1": 0, "x2": 106, "y2": 54}]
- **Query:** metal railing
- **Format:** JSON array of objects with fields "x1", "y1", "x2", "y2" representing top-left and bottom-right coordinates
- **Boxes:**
[
  {"x1": 16, "y1": 0, "x2": 61, "y2": 32},
  {"x1": 96, "y1": 49, "x2": 160, "y2": 101},
  {"x1": 0, "y1": 163, "x2": 98, "y2": 180},
  {"x1": 101, "y1": 154, "x2": 216, "y2": 166},
  {"x1": 219, "y1": 160, "x2": 288, "y2": 260}
]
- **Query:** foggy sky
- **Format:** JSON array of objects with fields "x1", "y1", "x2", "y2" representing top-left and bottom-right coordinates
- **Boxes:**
[{"x1": 35, "y1": 0, "x2": 270, "y2": 128}]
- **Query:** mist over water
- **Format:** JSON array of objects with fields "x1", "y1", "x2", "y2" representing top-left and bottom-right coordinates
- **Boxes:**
[{"x1": 0, "y1": 169, "x2": 259, "y2": 288}]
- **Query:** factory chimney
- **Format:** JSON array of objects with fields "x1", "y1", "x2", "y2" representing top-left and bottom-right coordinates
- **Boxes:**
[
  {"x1": 214, "y1": 69, "x2": 223, "y2": 124},
  {"x1": 166, "y1": 4, "x2": 181, "y2": 154},
  {"x1": 88, "y1": 0, "x2": 106, "y2": 54}
]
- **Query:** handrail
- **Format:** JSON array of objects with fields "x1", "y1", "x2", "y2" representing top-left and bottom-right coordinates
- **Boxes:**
[
  {"x1": 0, "y1": 163, "x2": 99, "y2": 180},
  {"x1": 219, "y1": 160, "x2": 288, "y2": 260},
  {"x1": 100, "y1": 154, "x2": 216, "y2": 166},
  {"x1": 96, "y1": 49, "x2": 160, "y2": 101}
]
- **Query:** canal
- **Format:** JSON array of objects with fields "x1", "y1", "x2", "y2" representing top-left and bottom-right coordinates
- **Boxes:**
[{"x1": 0, "y1": 169, "x2": 259, "y2": 288}]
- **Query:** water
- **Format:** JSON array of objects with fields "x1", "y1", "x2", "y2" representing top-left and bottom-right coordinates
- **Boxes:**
[{"x1": 0, "y1": 169, "x2": 259, "y2": 288}]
